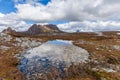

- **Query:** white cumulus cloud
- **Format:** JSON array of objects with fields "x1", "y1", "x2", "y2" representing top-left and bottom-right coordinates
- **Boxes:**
[
  {"x1": 0, "y1": 13, "x2": 5, "y2": 17},
  {"x1": 0, "y1": 13, "x2": 29, "y2": 32},
  {"x1": 13, "y1": 0, "x2": 120, "y2": 22},
  {"x1": 57, "y1": 21, "x2": 120, "y2": 32}
]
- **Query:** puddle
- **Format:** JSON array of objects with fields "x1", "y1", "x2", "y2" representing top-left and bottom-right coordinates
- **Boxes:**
[{"x1": 18, "y1": 40, "x2": 89, "y2": 79}]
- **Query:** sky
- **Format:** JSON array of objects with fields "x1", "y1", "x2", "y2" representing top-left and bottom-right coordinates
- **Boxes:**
[{"x1": 0, "y1": 0, "x2": 120, "y2": 32}]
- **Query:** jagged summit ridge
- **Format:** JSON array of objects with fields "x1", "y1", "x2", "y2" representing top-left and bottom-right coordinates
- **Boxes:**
[
  {"x1": 2, "y1": 24, "x2": 63, "y2": 36},
  {"x1": 26, "y1": 24, "x2": 62, "y2": 34}
]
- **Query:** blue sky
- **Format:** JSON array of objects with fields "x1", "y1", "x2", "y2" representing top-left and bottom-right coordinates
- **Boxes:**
[
  {"x1": 0, "y1": 0, "x2": 51, "y2": 14},
  {"x1": 0, "y1": 0, "x2": 120, "y2": 32},
  {"x1": 0, "y1": 0, "x2": 16, "y2": 14}
]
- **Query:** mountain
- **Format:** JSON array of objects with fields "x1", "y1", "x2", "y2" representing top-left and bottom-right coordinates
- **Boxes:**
[
  {"x1": 25, "y1": 24, "x2": 62, "y2": 35},
  {"x1": 2, "y1": 24, "x2": 63, "y2": 36},
  {"x1": 2, "y1": 27, "x2": 16, "y2": 34}
]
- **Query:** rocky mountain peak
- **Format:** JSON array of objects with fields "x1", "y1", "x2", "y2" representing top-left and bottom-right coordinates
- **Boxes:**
[
  {"x1": 2, "y1": 27, "x2": 16, "y2": 34},
  {"x1": 26, "y1": 24, "x2": 62, "y2": 35}
]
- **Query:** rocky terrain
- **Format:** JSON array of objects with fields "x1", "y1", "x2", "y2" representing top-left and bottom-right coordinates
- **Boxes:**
[
  {"x1": 0, "y1": 24, "x2": 120, "y2": 80},
  {"x1": 0, "y1": 32, "x2": 43, "y2": 80}
]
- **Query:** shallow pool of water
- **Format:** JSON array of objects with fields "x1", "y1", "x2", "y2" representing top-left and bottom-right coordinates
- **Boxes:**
[{"x1": 18, "y1": 40, "x2": 89, "y2": 79}]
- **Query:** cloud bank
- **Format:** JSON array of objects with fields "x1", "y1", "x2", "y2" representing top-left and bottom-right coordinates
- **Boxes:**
[
  {"x1": 14, "y1": 0, "x2": 120, "y2": 22},
  {"x1": 0, "y1": 13, "x2": 29, "y2": 32},
  {"x1": 0, "y1": 0, "x2": 120, "y2": 32},
  {"x1": 58, "y1": 21, "x2": 120, "y2": 32}
]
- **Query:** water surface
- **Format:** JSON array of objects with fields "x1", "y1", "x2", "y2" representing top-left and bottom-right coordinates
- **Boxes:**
[{"x1": 18, "y1": 40, "x2": 89, "y2": 79}]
